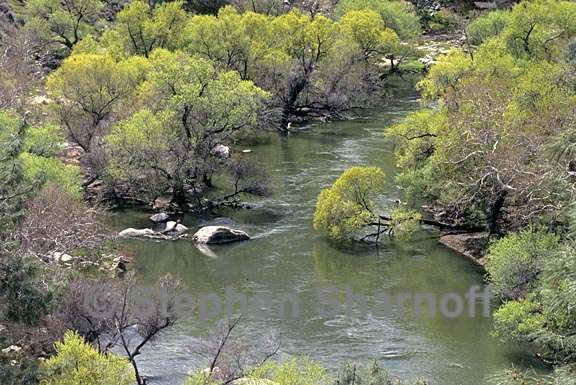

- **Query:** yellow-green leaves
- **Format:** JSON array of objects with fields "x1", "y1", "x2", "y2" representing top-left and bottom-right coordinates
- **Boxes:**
[
  {"x1": 467, "y1": 0, "x2": 576, "y2": 60},
  {"x1": 41, "y1": 331, "x2": 134, "y2": 385},
  {"x1": 389, "y1": 207, "x2": 422, "y2": 240},
  {"x1": 339, "y1": 10, "x2": 400, "y2": 59},
  {"x1": 104, "y1": 48, "x2": 269, "y2": 202},
  {"x1": 314, "y1": 166, "x2": 385, "y2": 241},
  {"x1": 105, "y1": 0, "x2": 189, "y2": 57},
  {"x1": 46, "y1": 53, "x2": 148, "y2": 150},
  {"x1": 20, "y1": 153, "x2": 83, "y2": 200},
  {"x1": 248, "y1": 357, "x2": 329, "y2": 385},
  {"x1": 334, "y1": 0, "x2": 420, "y2": 40},
  {"x1": 24, "y1": 0, "x2": 104, "y2": 51}
]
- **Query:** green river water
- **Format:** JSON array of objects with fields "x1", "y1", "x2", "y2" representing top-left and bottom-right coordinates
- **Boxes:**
[{"x1": 113, "y1": 81, "x2": 542, "y2": 385}]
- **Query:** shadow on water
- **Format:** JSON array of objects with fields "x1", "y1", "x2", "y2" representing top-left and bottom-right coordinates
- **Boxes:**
[{"x1": 111, "y1": 80, "x2": 546, "y2": 385}]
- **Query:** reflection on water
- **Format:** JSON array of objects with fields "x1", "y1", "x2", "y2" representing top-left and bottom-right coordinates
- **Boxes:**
[{"x1": 112, "y1": 83, "x2": 542, "y2": 385}]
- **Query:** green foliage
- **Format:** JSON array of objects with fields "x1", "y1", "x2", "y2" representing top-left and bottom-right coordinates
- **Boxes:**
[
  {"x1": 0, "y1": 255, "x2": 54, "y2": 325},
  {"x1": 427, "y1": 9, "x2": 459, "y2": 34},
  {"x1": 180, "y1": 4, "x2": 419, "y2": 127},
  {"x1": 389, "y1": 3, "x2": 576, "y2": 233},
  {"x1": 24, "y1": 0, "x2": 104, "y2": 51},
  {"x1": 333, "y1": 361, "x2": 428, "y2": 385},
  {"x1": 22, "y1": 124, "x2": 64, "y2": 157},
  {"x1": 46, "y1": 52, "x2": 148, "y2": 150},
  {"x1": 249, "y1": 357, "x2": 329, "y2": 385},
  {"x1": 20, "y1": 153, "x2": 82, "y2": 200},
  {"x1": 486, "y1": 228, "x2": 560, "y2": 300},
  {"x1": 334, "y1": 0, "x2": 420, "y2": 41},
  {"x1": 0, "y1": 110, "x2": 28, "y2": 244},
  {"x1": 339, "y1": 10, "x2": 401, "y2": 60},
  {"x1": 101, "y1": 0, "x2": 189, "y2": 58},
  {"x1": 314, "y1": 166, "x2": 385, "y2": 241},
  {"x1": 40, "y1": 331, "x2": 134, "y2": 385},
  {"x1": 389, "y1": 207, "x2": 422, "y2": 240},
  {"x1": 466, "y1": 0, "x2": 576, "y2": 60},
  {"x1": 466, "y1": 10, "x2": 509, "y2": 46},
  {"x1": 105, "y1": 48, "x2": 268, "y2": 203},
  {"x1": 493, "y1": 298, "x2": 546, "y2": 341},
  {"x1": 491, "y1": 236, "x2": 576, "y2": 363}
]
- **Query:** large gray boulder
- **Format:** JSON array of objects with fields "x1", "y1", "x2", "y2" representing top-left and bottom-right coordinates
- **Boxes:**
[{"x1": 192, "y1": 226, "x2": 250, "y2": 244}]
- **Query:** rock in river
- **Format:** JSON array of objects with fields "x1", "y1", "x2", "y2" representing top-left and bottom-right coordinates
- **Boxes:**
[
  {"x1": 150, "y1": 212, "x2": 170, "y2": 223},
  {"x1": 118, "y1": 228, "x2": 158, "y2": 238},
  {"x1": 192, "y1": 226, "x2": 250, "y2": 244}
]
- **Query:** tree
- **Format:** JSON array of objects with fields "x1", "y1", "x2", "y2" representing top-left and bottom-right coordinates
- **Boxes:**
[
  {"x1": 46, "y1": 53, "x2": 147, "y2": 151},
  {"x1": 466, "y1": 0, "x2": 576, "y2": 60},
  {"x1": 333, "y1": 0, "x2": 420, "y2": 41},
  {"x1": 186, "y1": 318, "x2": 280, "y2": 385},
  {"x1": 101, "y1": 0, "x2": 189, "y2": 58},
  {"x1": 314, "y1": 166, "x2": 386, "y2": 241},
  {"x1": 24, "y1": 0, "x2": 104, "y2": 53},
  {"x1": 183, "y1": 6, "x2": 418, "y2": 132},
  {"x1": 40, "y1": 331, "x2": 134, "y2": 385},
  {"x1": 0, "y1": 110, "x2": 30, "y2": 249},
  {"x1": 105, "y1": 49, "x2": 269, "y2": 205},
  {"x1": 313, "y1": 166, "x2": 422, "y2": 242},
  {"x1": 485, "y1": 228, "x2": 560, "y2": 300},
  {"x1": 338, "y1": 10, "x2": 401, "y2": 63},
  {"x1": 388, "y1": 32, "x2": 576, "y2": 234}
]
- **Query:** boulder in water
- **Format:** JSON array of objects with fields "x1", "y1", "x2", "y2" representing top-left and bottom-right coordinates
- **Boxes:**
[
  {"x1": 192, "y1": 226, "x2": 250, "y2": 244},
  {"x1": 118, "y1": 228, "x2": 158, "y2": 239},
  {"x1": 150, "y1": 212, "x2": 170, "y2": 223},
  {"x1": 162, "y1": 221, "x2": 188, "y2": 236}
]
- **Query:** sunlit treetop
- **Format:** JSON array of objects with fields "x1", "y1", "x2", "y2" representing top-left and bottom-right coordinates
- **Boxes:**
[
  {"x1": 24, "y1": 0, "x2": 104, "y2": 51},
  {"x1": 334, "y1": 0, "x2": 420, "y2": 40},
  {"x1": 467, "y1": 0, "x2": 576, "y2": 61}
]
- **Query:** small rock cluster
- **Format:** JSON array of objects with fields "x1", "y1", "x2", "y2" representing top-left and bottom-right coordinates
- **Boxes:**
[{"x1": 118, "y1": 216, "x2": 251, "y2": 245}]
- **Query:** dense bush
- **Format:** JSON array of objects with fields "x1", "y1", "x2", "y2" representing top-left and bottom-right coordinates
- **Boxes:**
[
  {"x1": 40, "y1": 331, "x2": 134, "y2": 385},
  {"x1": 486, "y1": 228, "x2": 560, "y2": 300}
]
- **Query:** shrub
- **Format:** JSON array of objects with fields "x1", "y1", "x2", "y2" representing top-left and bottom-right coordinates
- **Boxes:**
[
  {"x1": 485, "y1": 228, "x2": 560, "y2": 299},
  {"x1": 40, "y1": 331, "x2": 134, "y2": 385}
]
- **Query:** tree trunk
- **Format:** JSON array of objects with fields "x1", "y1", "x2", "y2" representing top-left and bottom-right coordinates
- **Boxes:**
[
  {"x1": 171, "y1": 179, "x2": 186, "y2": 207},
  {"x1": 279, "y1": 74, "x2": 309, "y2": 134},
  {"x1": 488, "y1": 190, "x2": 507, "y2": 235}
]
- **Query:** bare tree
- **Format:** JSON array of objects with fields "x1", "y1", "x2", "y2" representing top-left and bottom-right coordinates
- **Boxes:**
[
  {"x1": 59, "y1": 274, "x2": 184, "y2": 385},
  {"x1": 18, "y1": 185, "x2": 111, "y2": 262},
  {"x1": 192, "y1": 318, "x2": 280, "y2": 384},
  {"x1": 0, "y1": 19, "x2": 44, "y2": 110},
  {"x1": 221, "y1": 159, "x2": 271, "y2": 202}
]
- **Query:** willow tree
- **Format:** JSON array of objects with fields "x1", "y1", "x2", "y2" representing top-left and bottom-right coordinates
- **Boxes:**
[
  {"x1": 100, "y1": 0, "x2": 189, "y2": 58},
  {"x1": 334, "y1": 0, "x2": 421, "y2": 41},
  {"x1": 105, "y1": 49, "x2": 269, "y2": 205},
  {"x1": 388, "y1": 5, "x2": 576, "y2": 234},
  {"x1": 46, "y1": 53, "x2": 148, "y2": 152},
  {"x1": 313, "y1": 166, "x2": 421, "y2": 242},
  {"x1": 182, "y1": 5, "x2": 419, "y2": 133},
  {"x1": 466, "y1": 0, "x2": 576, "y2": 60},
  {"x1": 24, "y1": 0, "x2": 104, "y2": 52}
]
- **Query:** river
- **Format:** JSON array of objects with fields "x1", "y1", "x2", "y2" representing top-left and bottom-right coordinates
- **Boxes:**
[{"x1": 113, "y1": 80, "x2": 541, "y2": 385}]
